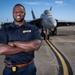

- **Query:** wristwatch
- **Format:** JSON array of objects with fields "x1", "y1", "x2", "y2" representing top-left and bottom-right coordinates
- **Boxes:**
[{"x1": 12, "y1": 41, "x2": 15, "y2": 46}]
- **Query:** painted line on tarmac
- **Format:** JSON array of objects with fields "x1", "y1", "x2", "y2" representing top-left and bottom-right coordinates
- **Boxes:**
[{"x1": 45, "y1": 39, "x2": 73, "y2": 75}]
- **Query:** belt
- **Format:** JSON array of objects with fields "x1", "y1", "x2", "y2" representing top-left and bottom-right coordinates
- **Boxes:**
[{"x1": 5, "y1": 60, "x2": 33, "y2": 68}]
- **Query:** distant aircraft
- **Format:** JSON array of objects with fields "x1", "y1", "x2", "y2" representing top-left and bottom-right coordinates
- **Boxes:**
[{"x1": 28, "y1": 7, "x2": 75, "y2": 39}]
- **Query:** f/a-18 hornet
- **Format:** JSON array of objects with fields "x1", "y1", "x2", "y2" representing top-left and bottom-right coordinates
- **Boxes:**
[{"x1": 29, "y1": 7, "x2": 75, "y2": 39}]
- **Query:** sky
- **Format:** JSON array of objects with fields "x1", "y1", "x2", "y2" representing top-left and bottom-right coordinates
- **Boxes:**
[{"x1": 0, "y1": 0, "x2": 75, "y2": 24}]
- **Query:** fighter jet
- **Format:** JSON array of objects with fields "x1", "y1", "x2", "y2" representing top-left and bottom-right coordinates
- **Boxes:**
[{"x1": 28, "y1": 7, "x2": 75, "y2": 39}]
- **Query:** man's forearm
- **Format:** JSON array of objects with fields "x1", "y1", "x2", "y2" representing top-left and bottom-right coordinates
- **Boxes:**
[
  {"x1": 0, "y1": 44, "x2": 24, "y2": 55},
  {"x1": 13, "y1": 40, "x2": 42, "y2": 52},
  {"x1": 0, "y1": 40, "x2": 42, "y2": 55}
]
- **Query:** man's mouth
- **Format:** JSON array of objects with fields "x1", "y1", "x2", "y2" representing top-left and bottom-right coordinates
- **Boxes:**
[{"x1": 16, "y1": 16, "x2": 21, "y2": 19}]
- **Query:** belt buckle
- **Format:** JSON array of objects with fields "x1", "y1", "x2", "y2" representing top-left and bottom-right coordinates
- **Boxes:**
[{"x1": 12, "y1": 65, "x2": 17, "y2": 72}]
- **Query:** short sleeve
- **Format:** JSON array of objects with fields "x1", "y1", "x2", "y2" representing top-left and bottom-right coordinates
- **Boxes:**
[{"x1": 0, "y1": 28, "x2": 8, "y2": 44}]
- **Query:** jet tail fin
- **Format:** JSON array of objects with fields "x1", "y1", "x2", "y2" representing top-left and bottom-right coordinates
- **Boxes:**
[
  {"x1": 31, "y1": 8, "x2": 36, "y2": 19},
  {"x1": 50, "y1": 7, "x2": 52, "y2": 11}
]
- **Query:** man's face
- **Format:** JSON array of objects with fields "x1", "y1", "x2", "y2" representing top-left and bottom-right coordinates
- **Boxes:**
[{"x1": 13, "y1": 6, "x2": 25, "y2": 22}]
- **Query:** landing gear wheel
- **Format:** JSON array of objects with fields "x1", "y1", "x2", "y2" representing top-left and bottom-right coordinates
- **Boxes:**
[
  {"x1": 43, "y1": 33, "x2": 46, "y2": 40},
  {"x1": 47, "y1": 34, "x2": 49, "y2": 40},
  {"x1": 52, "y1": 28, "x2": 57, "y2": 35},
  {"x1": 41, "y1": 32, "x2": 46, "y2": 40}
]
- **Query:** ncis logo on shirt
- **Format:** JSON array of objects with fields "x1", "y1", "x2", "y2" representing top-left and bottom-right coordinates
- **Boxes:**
[{"x1": 22, "y1": 30, "x2": 31, "y2": 33}]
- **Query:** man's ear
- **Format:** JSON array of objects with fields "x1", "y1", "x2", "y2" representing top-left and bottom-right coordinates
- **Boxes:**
[{"x1": 24, "y1": 12, "x2": 26, "y2": 16}]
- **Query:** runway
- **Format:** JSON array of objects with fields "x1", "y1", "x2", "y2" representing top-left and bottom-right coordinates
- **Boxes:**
[
  {"x1": 0, "y1": 26, "x2": 75, "y2": 75},
  {"x1": 35, "y1": 26, "x2": 75, "y2": 75}
]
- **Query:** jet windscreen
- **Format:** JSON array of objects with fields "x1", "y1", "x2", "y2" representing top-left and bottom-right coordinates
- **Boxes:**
[{"x1": 44, "y1": 10, "x2": 50, "y2": 15}]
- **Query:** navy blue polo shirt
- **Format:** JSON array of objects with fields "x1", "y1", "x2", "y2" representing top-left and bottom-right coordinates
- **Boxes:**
[{"x1": 0, "y1": 21, "x2": 41, "y2": 65}]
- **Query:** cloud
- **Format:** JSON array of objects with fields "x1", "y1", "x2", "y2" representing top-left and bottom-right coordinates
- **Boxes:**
[
  {"x1": 23, "y1": 2, "x2": 40, "y2": 5},
  {"x1": 23, "y1": 1, "x2": 51, "y2": 6},
  {"x1": 45, "y1": 3, "x2": 50, "y2": 6},
  {"x1": 55, "y1": 1, "x2": 64, "y2": 5}
]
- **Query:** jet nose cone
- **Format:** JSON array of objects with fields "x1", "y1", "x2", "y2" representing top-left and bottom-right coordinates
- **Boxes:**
[
  {"x1": 41, "y1": 16, "x2": 57, "y2": 29},
  {"x1": 47, "y1": 18, "x2": 57, "y2": 27}
]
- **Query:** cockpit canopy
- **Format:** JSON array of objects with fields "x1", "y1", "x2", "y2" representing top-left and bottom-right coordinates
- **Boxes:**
[
  {"x1": 40, "y1": 10, "x2": 52, "y2": 18},
  {"x1": 44, "y1": 10, "x2": 51, "y2": 15}
]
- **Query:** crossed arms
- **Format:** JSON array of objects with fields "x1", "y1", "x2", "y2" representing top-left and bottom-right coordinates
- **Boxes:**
[{"x1": 0, "y1": 40, "x2": 42, "y2": 55}]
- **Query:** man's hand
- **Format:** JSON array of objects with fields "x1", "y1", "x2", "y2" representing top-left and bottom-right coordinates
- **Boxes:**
[
  {"x1": 0, "y1": 43, "x2": 24, "y2": 55},
  {"x1": 8, "y1": 42, "x2": 14, "y2": 47}
]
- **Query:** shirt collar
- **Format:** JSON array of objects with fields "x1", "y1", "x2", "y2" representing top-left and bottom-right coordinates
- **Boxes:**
[{"x1": 10, "y1": 20, "x2": 27, "y2": 27}]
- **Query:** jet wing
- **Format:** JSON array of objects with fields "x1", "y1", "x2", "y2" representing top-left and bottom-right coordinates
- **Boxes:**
[
  {"x1": 57, "y1": 20, "x2": 75, "y2": 27},
  {"x1": 27, "y1": 18, "x2": 42, "y2": 28}
]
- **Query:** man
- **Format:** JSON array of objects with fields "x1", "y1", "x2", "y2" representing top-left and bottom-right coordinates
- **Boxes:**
[{"x1": 0, "y1": 4, "x2": 42, "y2": 75}]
